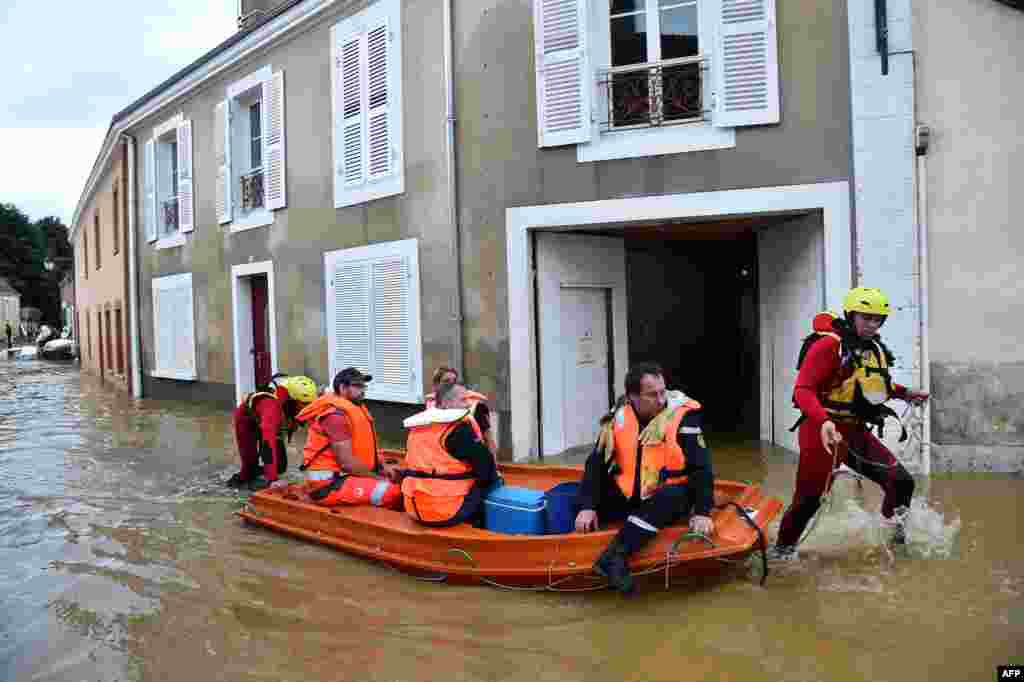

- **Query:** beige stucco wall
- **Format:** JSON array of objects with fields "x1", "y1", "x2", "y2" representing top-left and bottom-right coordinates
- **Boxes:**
[
  {"x1": 914, "y1": 0, "x2": 1024, "y2": 470},
  {"x1": 915, "y1": 0, "x2": 1024, "y2": 365},
  {"x1": 130, "y1": 0, "x2": 455, "y2": 421},
  {"x1": 73, "y1": 148, "x2": 131, "y2": 389}
]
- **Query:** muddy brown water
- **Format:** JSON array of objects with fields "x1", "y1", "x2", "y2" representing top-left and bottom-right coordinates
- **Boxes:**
[{"x1": 1, "y1": 360, "x2": 1020, "y2": 681}]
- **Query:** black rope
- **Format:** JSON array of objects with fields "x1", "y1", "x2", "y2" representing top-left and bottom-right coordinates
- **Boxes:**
[{"x1": 714, "y1": 501, "x2": 768, "y2": 586}]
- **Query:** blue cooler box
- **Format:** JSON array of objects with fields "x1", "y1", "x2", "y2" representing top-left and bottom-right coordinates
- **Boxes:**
[{"x1": 483, "y1": 485, "x2": 547, "y2": 534}]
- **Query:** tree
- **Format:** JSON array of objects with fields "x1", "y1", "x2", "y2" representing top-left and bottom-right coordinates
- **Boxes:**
[{"x1": 0, "y1": 203, "x2": 71, "y2": 325}]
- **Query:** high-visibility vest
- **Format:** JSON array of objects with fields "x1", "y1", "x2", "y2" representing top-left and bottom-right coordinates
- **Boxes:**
[
  {"x1": 611, "y1": 400, "x2": 699, "y2": 500},
  {"x1": 296, "y1": 394, "x2": 378, "y2": 474},
  {"x1": 401, "y1": 409, "x2": 481, "y2": 523}
]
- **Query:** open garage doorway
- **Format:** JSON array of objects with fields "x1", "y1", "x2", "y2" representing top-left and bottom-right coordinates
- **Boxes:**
[
  {"x1": 532, "y1": 211, "x2": 830, "y2": 458},
  {"x1": 511, "y1": 183, "x2": 851, "y2": 462},
  {"x1": 625, "y1": 222, "x2": 760, "y2": 436}
]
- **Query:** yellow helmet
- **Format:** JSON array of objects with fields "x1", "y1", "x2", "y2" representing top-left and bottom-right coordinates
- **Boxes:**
[
  {"x1": 277, "y1": 375, "x2": 317, "y2": 404},
  {"x1": 843, "y1": 287, "x2": 891, "y2": 317}
]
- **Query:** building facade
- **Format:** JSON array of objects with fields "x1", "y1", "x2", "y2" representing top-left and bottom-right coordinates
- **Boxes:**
[
  {"x1": 71, "y1": 0, "x2": 1019, "y2": 471},
  {"x1": 0, "y1": 277, "x2": 20, "y2": 343},
  {"x1": 72, "y1": 142, "x2": 132, "y2": 390}
]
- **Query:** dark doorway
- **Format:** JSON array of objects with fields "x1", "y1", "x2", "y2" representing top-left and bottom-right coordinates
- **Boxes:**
[
  {"x1": 250, "y1": 275, "x2": 271, "y2": 388},
  {"x1": 625, "y1": 235, "x2": 759, "y2": 435}
]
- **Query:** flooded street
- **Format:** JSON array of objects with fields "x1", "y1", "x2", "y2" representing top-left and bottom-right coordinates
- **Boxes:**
[{"x1": 1, "y1": 360, "x2": 1021, "y2": 682}]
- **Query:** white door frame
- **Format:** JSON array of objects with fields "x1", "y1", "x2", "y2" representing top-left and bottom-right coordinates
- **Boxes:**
[
  {"x1": 231, "y1": 260, "x2": 279, "y2": 404},
  {"x1": 507, "y1": 181, "x2": 852, "y2": 462}
]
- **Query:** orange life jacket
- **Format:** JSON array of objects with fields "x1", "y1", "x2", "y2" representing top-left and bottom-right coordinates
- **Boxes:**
[
  {"x1": 425, "y1": 389, "x2": 489, "y2": 411},
  {"x1": 611, "y1": 400, "x2": 699, "y2": 500},
  {"x1": 296, "y1": 394, "x2": 378, "y2": 474},
  {"x1": 401, "y1": 410, "x2": 481, "y2": 524}
]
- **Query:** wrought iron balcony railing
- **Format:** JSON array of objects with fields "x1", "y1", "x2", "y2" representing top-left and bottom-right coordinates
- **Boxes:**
[
  {"x1": 161, "y1": 197, "x2": 179, "y2": 234},
  {"x1": 598, "y1": 56, "x2": 707, "y2": 130},
  {"x1": 241, "y1": 169, "x2": 265, "y2": 211}
]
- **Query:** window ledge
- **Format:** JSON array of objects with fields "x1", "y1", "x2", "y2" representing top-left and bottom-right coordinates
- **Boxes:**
[
  {"x1": 577, "y1": 121, "x2": 736, "y2": 163},
  {"x1": 151, "y1": 369, "x2": 197, "y2": 381},
  {"x1": 155, "y1": 233, "x2": 187, "y2": 250},
  {"x1": 229, "y1": 209, "x2": 274, "y2": 233}
]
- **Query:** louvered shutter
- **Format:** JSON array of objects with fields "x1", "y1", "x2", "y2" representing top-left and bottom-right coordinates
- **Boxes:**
[
  {"x1": 370, "y1": 256, "x2": 410, "y2": 394},
  {"x1": 215, "y1": 100, "x2": 233, "y2": 223},
  {"x1": 262, "y1": 71, "x2": 287, "y2": 210},
  {"x1": 144, "y1": 139, "x2": 157, "y2": 242},
  {"x1": 152, "y1": 273, "x2": 197, "y2": 380},
  {"x1": 712, "y1": 0, "x2": 780, "y2": 127},
  {"x1": 533, "y1": 0, "x2": 591, "y2": 147},
  {"x1": 329, "y1": 260, "x2": 372, "y2": 380},
  {"x1": 365, "y1": 22, "x2": 392, "y2": 180},
  {"x1": 324, "y1": 239, "x2": 422, "y2": 403},
  {"x1": 337, "y1": 33, "x2": 365, "y2": 188},
  {"x1": 177, "y1": 120, "x2": 194, "y2": 233}
]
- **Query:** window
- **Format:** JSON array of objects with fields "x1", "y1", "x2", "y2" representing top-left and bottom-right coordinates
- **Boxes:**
[
  {"x1": 606, "y1": 0, "x2": 702, "y2": 128},
  {"x1": 331, "y1": 0, "x2": 404, "y2": 208},
  {"x1": 94, "y1": 212, "x2": 101, "y2": 270},
  {"x1": 84, "y1": 310, "x2": 90, "y2": 360},
  {"x1": 217, "y1": 66, "x2": 286, "y2": 231},
  {"x1": 115, "y1": 307, "x2": 125, "y2": 374},
  {"x1": 82, "y1": 230, "x2": 89, "y2": 279},
  {"x1": 144, "y1": 115, "x2": 193, "y2": 246},
  {"x1": 532, "y1": 0, "x2": 779, "y2": 161},
  {"x1": 151, "y1": 273, "x2": 197, "y2": 381},
  {"x1": 324, "y1": 239, "x2": 422, "y2": 403},
  {"x1": 112, "y1": 185, "x2": 120, "y2": 255}
]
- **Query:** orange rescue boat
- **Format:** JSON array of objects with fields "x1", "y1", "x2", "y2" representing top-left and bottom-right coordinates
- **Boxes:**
[{"x1": 238, "y1": 454, "x2": 784, "y2": 591}]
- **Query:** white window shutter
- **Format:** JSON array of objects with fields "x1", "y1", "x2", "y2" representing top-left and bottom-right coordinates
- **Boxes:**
[
  {"x1": 152, "y1": 273, "x2": 197, "y2": 380},
  {"x1": 324, "y1": 239, "x2": 422, "y2": 403},
  {"x1": 370, "y1": 255, "x2": 410, "y2": 394},
  {"x1": 365, "y1": 21, "x2": 392, "y2": 180},
  {"x1": 215, "y1": 100, "x2": 233, "y2": 224},
  {"x1": 177, "y1": 120, "x2": 195, "y2": 233},
  {"x1": 262, "y1": 71, "x2": 287, "y2": 210},
  {"x1": 338, "y1": 34, "x2": 365, "y2": 188},
  {"x1": 329, "y1": 260, "x2": 372, "y2": 379},
  {"x1": 533, "y1": 0, "x2": 591, "y2": 147},
  {"x1": 144, "y1": 139, "x2": 157, "y2": 242},
  {"x1": 712, "y1": 0, "x2": 780, "y2": 127}
]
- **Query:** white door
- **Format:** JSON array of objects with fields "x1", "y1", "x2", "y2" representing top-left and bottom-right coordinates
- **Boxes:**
[
  {"x1": 758, "y1": 215, "x2": 824, "y2": 452},
  {"x1": 561, "y1": 287, "x2": 611, "y2": 450},
  {"x1": 535, "y1": 232, "x2": 628, "y2": 456}
]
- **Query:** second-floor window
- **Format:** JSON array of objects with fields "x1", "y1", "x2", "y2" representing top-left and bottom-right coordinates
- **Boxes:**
[
  {"x1": 144, "y1": 115, "x2": 194, "y2": 245},
  {"x1": 605, "y1": 0, "x2": 702, "y2": 129},
  {"x1": 113, "y1": 185, "x2": 120, "y2": 255},
  {"x1": 217, "y1": 66, "x2": 286, "y2": 230},
  {"x1": 94, "y1": 211, "x2": 101, "y2": 270}
]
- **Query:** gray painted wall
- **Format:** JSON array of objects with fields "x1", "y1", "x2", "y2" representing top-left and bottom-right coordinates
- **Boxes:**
[
  {"x1": 130, "y1": 0, "x2": 457, "y2": 442},
  {"x1": 452, "y1": 0, "x2": 854, "y2": 422}
]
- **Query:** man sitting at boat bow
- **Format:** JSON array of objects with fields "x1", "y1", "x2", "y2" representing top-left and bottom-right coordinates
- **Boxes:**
[
  {"x1": 575, "y1": 363, "x2": 716, "y2": 595},
  {"x1": 397, "y1": 382, "x2": 499, "y2": 527}
]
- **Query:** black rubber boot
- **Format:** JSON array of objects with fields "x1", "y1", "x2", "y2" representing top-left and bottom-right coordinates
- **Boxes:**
[
  {"x1": 593, "y1": 522, "x2": 657, "y2": 595},
  {"x1": 226, "y1": 473, "x2": 249, "y2": 488},
  {"x1": 593, "y1": 539, "x2": 634, "y2": 595}
]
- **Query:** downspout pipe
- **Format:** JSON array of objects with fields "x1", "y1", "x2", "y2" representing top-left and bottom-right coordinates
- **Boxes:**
[
  {"x1": 442, "y1": 0, "x2": 465, "y2": 379},
  {"x1": 915, "y1": 125, "x2": 931, "y2": 476},
  {"x1": 123, "y1": 133, "x2": 143, "y2": 399}
]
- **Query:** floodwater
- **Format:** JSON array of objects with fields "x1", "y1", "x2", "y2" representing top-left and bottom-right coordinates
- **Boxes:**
[{"x1": 1, "y1": 360, "x2": 1020, "y2": 682}]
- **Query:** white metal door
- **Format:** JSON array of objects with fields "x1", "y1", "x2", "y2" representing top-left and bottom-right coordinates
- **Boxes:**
[
  {"x1": 758, "y1": 216, "x2": 824, "y2": 452},
  {"x1": 560, "y1": 287, "x2": 610, "y2": 450}
]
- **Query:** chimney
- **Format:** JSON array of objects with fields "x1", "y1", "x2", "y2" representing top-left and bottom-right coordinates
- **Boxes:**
[{"x1": 237, "y1": 0, "x2": 286, "y2": 31}]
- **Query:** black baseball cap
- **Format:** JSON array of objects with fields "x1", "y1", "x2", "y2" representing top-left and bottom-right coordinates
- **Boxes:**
[{"x1": 335, "y1": 367, "x2": 373, "y2": 386}]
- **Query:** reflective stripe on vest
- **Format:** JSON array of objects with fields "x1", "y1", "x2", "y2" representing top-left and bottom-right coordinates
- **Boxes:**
[
  {"x1": 611, "y1": 400, "x2": 699, "y2": 500},
  {"x1": 296, "y1": 394, "x2": 377, "y2": 473}
]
